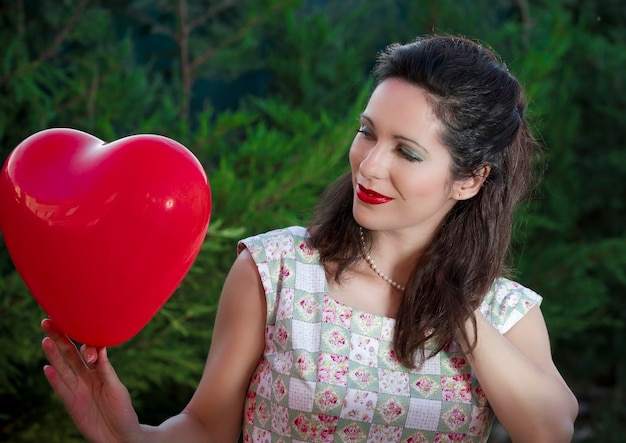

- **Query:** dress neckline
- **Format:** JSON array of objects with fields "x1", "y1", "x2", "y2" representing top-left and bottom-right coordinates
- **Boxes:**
[{"x1": 317, "y1": 253, "x2": 398, "y2": 323}]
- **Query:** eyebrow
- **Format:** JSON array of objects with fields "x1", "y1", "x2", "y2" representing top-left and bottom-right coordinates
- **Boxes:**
[{"x1": 360, "y1": 113, "x2": 429, "y2": 153}]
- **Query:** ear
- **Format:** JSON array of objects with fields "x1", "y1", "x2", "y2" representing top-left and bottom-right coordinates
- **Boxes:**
[{"x1": 452, "y1": 166, "x2": 490, "y2": 201}]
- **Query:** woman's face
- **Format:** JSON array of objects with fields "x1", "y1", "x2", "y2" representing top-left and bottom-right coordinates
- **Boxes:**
[{"x1": 349, "y1": 78, "x2": 466, "y2": 240}]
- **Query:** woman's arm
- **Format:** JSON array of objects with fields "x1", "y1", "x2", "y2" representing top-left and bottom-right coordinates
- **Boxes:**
[
  {"x1": 141, "y1": 248, "x2": 266, "y2": 442},
  {"x1": 460, "y1": 307, "x2": 578, "y2": 442}
]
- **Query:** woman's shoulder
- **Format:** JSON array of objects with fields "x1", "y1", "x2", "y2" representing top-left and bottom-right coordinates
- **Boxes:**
[
  {"x1": 237, "y1": 226, "x2": 315, "y2": 262},
  {"x1": 479, "y1": 277, "x2": 543, "y2": 334},
  {"x1": 236, "y1": 226, "x2": 321, "y2": 325},
  {"x1": 246, "y1": 226, "x2": 308, "y2": 241}
]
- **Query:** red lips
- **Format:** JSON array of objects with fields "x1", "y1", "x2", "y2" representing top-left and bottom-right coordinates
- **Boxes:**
[{"x1": 356, "y1": 184, "x2": 393, "y2": 205}]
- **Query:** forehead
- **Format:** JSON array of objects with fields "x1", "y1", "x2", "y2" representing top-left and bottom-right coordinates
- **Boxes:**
[
  {"x1": 364, "y1": 78, "x2": 442, "y2": 142},
  {"x1": 366, "y1": 79, "x2": 437, "y2": 122}
]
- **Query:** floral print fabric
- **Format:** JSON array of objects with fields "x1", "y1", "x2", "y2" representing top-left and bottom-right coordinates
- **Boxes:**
[{"x1": 238, "y1": 227, "x2": 542, "y2": 442}]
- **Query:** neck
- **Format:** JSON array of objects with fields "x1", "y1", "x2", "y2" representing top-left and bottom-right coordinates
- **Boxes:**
[{"x1": 359, "y1": 226, "x2": 406, "y2": 292}]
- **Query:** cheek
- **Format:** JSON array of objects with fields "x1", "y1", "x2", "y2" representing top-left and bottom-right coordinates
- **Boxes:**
[
  {"x1": 348, "y1": 140, "x2": 361, "y2": 171},
  {"x1": 402, "y1": 170, "x2": 453, "y2": 200}
]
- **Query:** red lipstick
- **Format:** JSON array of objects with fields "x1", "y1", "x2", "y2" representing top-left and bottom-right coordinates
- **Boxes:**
[{"x1": 356, "y1": 184, "x2": 393, "y2": 205}]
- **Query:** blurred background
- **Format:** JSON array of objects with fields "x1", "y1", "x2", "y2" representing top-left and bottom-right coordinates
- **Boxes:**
[{"x1": 0, "y1": 0, "x2": 624, "y2": 441}]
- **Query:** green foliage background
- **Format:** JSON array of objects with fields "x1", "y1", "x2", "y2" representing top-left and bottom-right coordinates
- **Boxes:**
[{"x1": 0, "y1": 0, "x2": 624, "y2": 441}]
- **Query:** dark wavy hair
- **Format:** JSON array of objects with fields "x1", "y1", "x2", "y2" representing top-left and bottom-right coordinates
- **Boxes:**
[{"x1": 307, "y1": 35, "x2": 540, "y2": 368}]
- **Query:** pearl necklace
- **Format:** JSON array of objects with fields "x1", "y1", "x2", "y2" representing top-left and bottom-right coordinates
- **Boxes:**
[{"x1": 358, "y1": 227, "x2": 406, "y2": 292}]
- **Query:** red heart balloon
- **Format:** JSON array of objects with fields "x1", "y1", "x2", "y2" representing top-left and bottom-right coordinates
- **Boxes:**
[{"x1": 0, "y1": 128, "x2": 211, "y2": 347}]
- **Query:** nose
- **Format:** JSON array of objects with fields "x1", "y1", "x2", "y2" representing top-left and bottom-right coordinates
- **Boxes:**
[{"x1": 357, "y1": 142, "x2": 391, "y2": 180}]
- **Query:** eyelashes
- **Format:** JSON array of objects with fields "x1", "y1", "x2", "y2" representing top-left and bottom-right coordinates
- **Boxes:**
[
  {"x1": 357, "y1": 125, "x2": 423, "y2": 163},
  {"x1": 398, "y1": 147, "x2": 423, "y2": 162},
  {"x1": 357, "y1": 126, "x2": 374, "y2": 138}
]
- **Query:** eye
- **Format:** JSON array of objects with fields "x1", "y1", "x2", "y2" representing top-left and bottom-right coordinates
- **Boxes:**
[
  {"x1": 398, "y1": 146, "x2": 424, "y2": 162},
  {"x1": 357, "y1": 125, "x2": 375, "y2": 139}
]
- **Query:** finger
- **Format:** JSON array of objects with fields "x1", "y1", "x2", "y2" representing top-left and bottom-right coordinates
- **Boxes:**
[
  {"x1": 42, "y1": 319, "x2": 122, "y2": 396},
  {"x1": 92, "y1": 346, "x2": 123, "y2": 387},
  {"x1": 80, "y1": 344, "x2": 98, "y2": 366},
  {"x1": 76, "y1": 343, "x2": 118, "y2": 386},
  {"x1": 42, "y1": 363, "x2": 78, "y2": 410},
  {"x1": 41, "y1": 318, "x2": 89, "y2": 374},
  {"x1": 41, "y1": 335, "x2": 83, "y2": 389},
  {"x1": 41, "y1": 318, "x2": 66, "y2": 339}
]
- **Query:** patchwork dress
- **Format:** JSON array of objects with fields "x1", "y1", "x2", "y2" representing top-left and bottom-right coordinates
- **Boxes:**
[{"x1": 238, "y1": 226, "x2": 542, "y2": 443}]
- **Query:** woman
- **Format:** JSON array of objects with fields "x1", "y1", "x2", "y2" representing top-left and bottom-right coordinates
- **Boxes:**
[{"x1": 41, "y1": 35, "x2": 578, "y2": 442}]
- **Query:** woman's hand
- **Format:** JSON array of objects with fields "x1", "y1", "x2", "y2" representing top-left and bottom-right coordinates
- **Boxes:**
[{"x1": 41, "y1": 318, "x2": 142, "y2": 443}]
